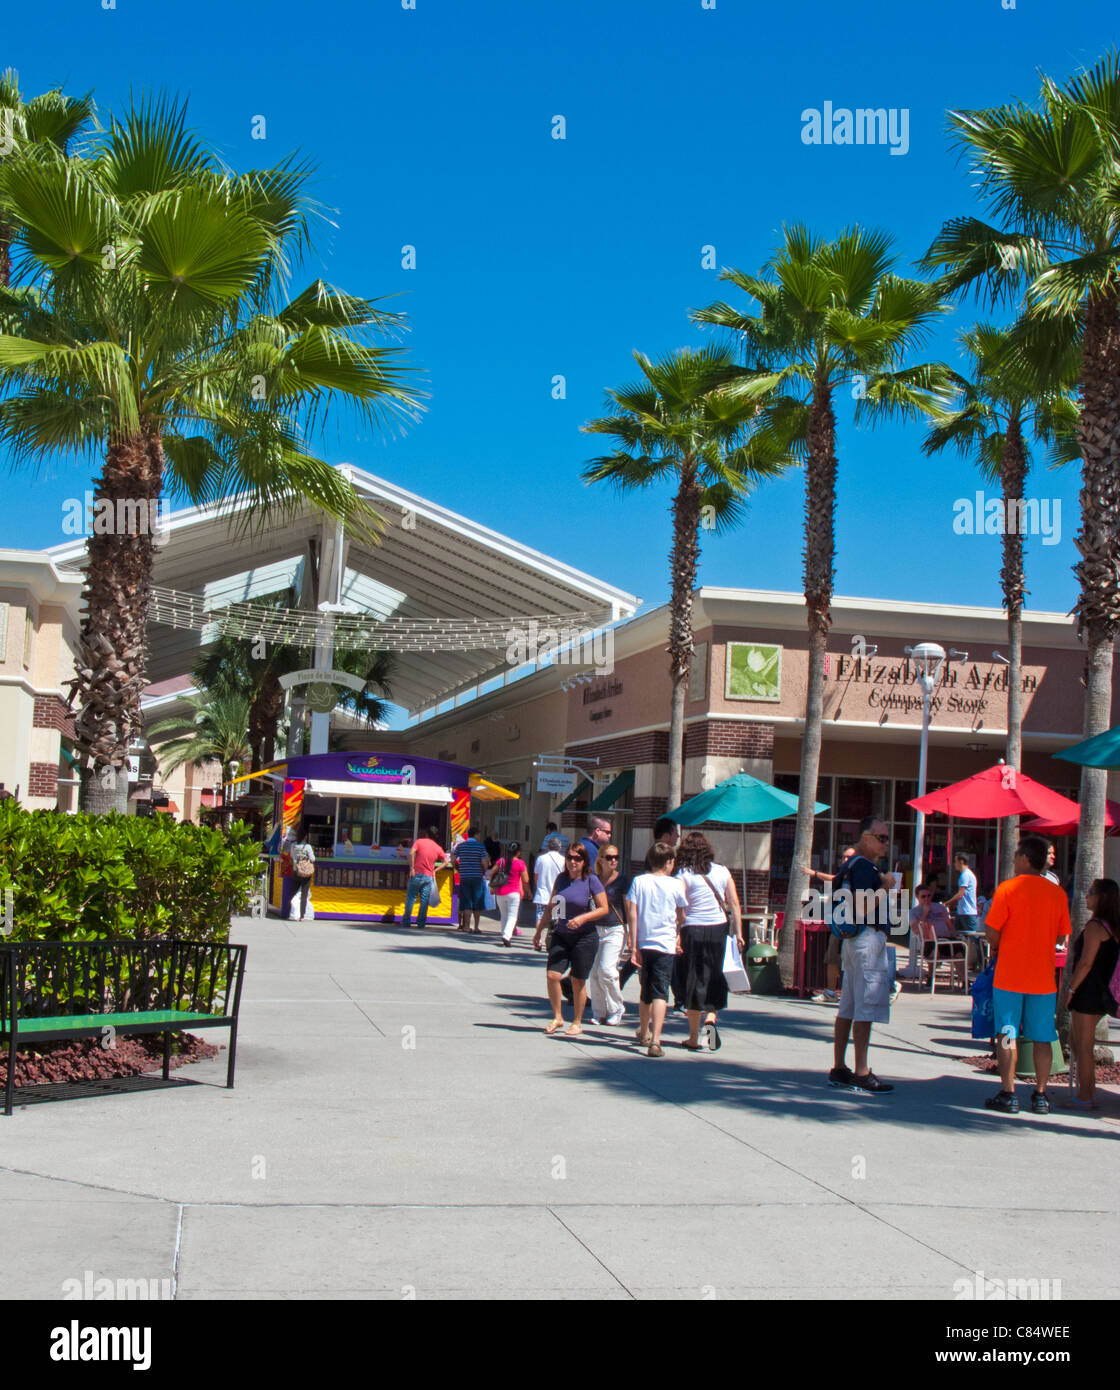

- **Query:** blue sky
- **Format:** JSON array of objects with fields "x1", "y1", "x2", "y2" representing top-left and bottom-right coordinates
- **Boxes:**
[{"x1": 6, "y1": 0, "x2": 1120, "y2": 623}]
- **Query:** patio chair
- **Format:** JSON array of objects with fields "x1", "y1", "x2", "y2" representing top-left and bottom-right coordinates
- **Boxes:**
[{"x1": 914, "y1": 918, "x2": 969, "y2": 994}]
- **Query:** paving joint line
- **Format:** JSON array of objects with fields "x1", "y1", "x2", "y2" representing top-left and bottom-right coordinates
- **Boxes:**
[
  {"x1": 558, "y1": 1037, "x2": 1000, "y2": 1280},
  {"x1": 547, "y1": 1206, "x2": 635, "y2": 1298}
]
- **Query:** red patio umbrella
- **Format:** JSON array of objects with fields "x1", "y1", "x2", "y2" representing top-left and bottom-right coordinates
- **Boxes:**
[
  {"x1": 1022, "y1": 799, "x2": 1120, "y2": 837},
  {"x1": 908, "y1": 764, "x2": 1081, "y2": 821},
  {"x1": 908, "y1": 765, "x2": 1081, "y2": 887}
]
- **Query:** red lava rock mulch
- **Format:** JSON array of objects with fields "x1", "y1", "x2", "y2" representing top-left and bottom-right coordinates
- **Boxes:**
[
  {"x1": 0, "y1": 1033, "x2": 219, "y2": 1087},
  {"x1": 958, "y1": 1053, "x2": 1120, "y2": 1083}
]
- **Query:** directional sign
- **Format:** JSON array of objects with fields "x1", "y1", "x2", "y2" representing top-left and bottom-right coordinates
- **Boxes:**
[{"x1": 537, "y1": 770, "x2": 577, "y2": 795}]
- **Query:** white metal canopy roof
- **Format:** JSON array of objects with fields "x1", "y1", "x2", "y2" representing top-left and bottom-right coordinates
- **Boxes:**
[{"x1": 47, "y1": 464, "x2": 639, "y2": 716}]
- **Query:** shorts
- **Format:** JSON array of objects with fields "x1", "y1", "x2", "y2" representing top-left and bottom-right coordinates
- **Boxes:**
[
  {"x1": 993, "y1": 988, "x2": 1058, "y2": 1043},
  {"x1": 639, "y1": 949, "x2": 675, "y2": 1004},
  {"x1": 459, "y1": 878, "x2": 485, "y2": 911},
  {"x1": 547, "y1": 925, "x2": 598, "y2": 981},
  {"x1": 838, "y1": 929, "x2": 891, "y2": 1023}
]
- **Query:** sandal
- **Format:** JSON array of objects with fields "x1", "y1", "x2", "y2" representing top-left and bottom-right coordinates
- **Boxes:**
[
  {"x1": 1058, "y1": 1095, "x2": 1100, "y2": 1110},
  {"x1": 564, "y1": 1024, "x2": 583, "y2": 1037},
  {"x1": 703, "y1": 1022, "x2": 721, "y2": 1052},
  {"x1": 544, "y1": 1020, "x2": 565, "y2": 1035},
  {"x1": 681, "y1": 1040, "x2": 705, "y2": 1051},
  {"x1": 636, "y1": 1030, "x2": 651, "y2": 1047}
]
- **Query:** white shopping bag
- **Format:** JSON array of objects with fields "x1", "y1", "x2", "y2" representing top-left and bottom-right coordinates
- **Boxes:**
[{"x1": 723, "y1": 935, "x2": 751, "y2": 994}]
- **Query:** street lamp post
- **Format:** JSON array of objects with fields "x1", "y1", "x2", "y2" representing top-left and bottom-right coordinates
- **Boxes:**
[
  {"x1": 904, "y1": 642, "x2": 966, "y2": 899},
  {"x1": 906, "y1": 643, "x2": 946, "y2": 900}
]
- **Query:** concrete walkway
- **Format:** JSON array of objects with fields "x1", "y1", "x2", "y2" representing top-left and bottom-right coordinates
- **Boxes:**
[{"x1": 4, "y1": 917, "x2": 1118, "y2": 1300}]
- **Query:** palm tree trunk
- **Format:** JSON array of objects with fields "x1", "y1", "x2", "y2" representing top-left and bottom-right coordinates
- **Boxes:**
[
  {"x1": 73, "y1": 425, "x2": 163, "y2": 813},
  {"x1": 999, "y1": 412, "x2": 1027, "y2": 885},
  {"x1": 780, "y1": 387, "x2": 836, "y2": 986},
  {"x1": 1062, "y1": 289, "x2": 1120, "y2": 1058},
  {"x1": 0, "y1": 217, "x2": 11, "y2": 288},
  {"x1": 666, "y1": 460, "x2": 701, "y2": 810},
  {"x1": 250, "y1": 667, "x2": 285, "y2": 771}
]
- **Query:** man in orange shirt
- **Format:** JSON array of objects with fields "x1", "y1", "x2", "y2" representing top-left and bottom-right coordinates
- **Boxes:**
[{"x1": 983, "y1": 835, "x2": 1071, "y2": 1115}]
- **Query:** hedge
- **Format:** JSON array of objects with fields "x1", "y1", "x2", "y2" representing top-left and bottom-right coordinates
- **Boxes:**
[{"x1": 0, "y1": 801, "x2": 262, "y2": 943}]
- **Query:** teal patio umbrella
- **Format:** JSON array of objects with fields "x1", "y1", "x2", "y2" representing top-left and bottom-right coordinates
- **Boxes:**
[
  {"x1": 1053, "y1": 725, "x2": 1120, "y2": 768},
  {"x1": 666, "y1": 772, "x2": 830, "y2": 901}
]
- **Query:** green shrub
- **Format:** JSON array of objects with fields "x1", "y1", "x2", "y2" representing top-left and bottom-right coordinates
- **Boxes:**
[{"x1": 0, "y1": 802, "x2": 262, "y2": 943}]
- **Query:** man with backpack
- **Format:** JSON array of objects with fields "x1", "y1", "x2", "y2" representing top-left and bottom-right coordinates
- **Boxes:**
[{"x1": 828, "y1": 814, "x2": 898, "y2": 1094}]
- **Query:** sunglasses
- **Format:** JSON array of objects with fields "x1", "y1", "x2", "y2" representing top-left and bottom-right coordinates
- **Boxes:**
[
  {"x1": 565, "y1": 853, "x2": 585, "y2": 861},
  {"x1": 603, "y1": 854, "x2": 619, "y2": 860},
  {"x1": 871, "y1": 833, "x2": 889, "y2": 842}
]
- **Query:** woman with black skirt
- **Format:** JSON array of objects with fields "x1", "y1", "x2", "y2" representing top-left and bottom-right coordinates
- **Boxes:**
[
  {"x1": 1060, "y1": 877, "x2": 1120, "y2": 1110},
  {"x1": 674, "y1": 831, "x2": 744, "y2": 1052}
]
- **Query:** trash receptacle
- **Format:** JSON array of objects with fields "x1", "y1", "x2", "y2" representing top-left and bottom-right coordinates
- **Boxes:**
[{"x1": 746, "y1": 943, "x2": 781, "y2": 995}]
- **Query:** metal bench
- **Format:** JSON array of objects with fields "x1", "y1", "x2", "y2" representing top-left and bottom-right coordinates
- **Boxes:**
[{"x1": 1, "y1": 939, "x2": 247, "y2": 1115}]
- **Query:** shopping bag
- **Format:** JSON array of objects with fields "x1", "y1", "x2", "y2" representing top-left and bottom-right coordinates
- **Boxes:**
[
  {"x1": 970, "y1": 962, "x2": 995, "y2": 1040},
  {"x1": 723, "y1": 935, "x2": 751, "y2": 994},
  {"x1": 483, "y1": 883, "x2": 496, "y2": 912}
]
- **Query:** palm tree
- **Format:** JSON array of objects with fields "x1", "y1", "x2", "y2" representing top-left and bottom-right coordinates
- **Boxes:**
[
  {"x1": 922, "y1": 52, "x2": 1120, "y2": 937},
  {"x1": 693, "y1": 226, "x2": 951, "y2": 985},
  {"x1": 0, "y1": 69, "x2": 94, "y2": 287},
  {"x1": 581, "y1": 344, "x2": 786, "y2": 807},
  {"x1": 0, "y1": 97, "x2": 422, "y2": 812},
  {"x1": 923, "y1": 326, "x2": 1079, "y2": 881},
  {"x1": 147, "y1": 688, "x2": 252, "y2": 781}
]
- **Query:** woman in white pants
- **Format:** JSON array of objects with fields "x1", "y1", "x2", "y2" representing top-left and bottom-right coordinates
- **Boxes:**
[
  {"x1": 588, "y1": 844, "x2": 629, "y2": 1024},
  {"x1": 490, "y1": 841, "x2": 530, "y2": 946}
]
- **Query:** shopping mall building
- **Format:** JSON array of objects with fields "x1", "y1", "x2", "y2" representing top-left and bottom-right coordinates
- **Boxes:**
[{"x1": 9, "y1": 465, "x2": 1117, "y2": 906}]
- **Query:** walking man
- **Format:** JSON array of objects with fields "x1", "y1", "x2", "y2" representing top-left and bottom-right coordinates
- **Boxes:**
[
  {"x1": 453, "y1": 825, "x2": 490, "y2": 934},
  {"x1": 829, "y1": 815, "x2": 898, "y2": 1094},
  {"x1": 581, "y1": 816, "x2": 612, "y2": 864},
  {"x1": 626, "y1": 842, "x2": 687, "y2": 1057},
  {"x1": 403, "y1": 826, "x2": 451, "y2": 930},
  {"x1": 983, "y1": 835, "x2": 1070, "y2": 1115}
]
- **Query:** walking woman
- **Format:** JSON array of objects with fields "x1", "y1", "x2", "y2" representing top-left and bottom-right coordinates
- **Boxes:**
[
  {"x1": 1061, "y1": 877, "x2": 1120, "y2": 1109},
  {"x1": 288, "y1": 820, "x2": 316, "y2": 922},
  {"x1": 537, "y1": 843, "x2": 608, "y2": 1035},
  {"x1": 588, "y1": 843, "x2": 630, "y2": 1025},
  {"x1": 674, "y1": 831, "x2": 744, "y2": 1051},
  {"x1": 489, "y1": 841, "x2": 531, "y2": 946}
]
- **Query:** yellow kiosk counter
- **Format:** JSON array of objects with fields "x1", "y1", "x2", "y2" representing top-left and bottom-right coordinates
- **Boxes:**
[{"x1": 259, "y1": 752, "x2": 517, "y2": 924}]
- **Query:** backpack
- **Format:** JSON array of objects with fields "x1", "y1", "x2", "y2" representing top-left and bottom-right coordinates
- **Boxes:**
[{"x1": 827, "y1": 856, "x2": 869, "y2": 939}]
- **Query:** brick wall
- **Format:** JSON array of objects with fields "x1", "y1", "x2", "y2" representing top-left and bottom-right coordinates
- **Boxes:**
[
  {"x1": 568, "y1": 730, "x2": 670, "y2": 768},
  {"x1": 743, "y1": 868, "x2": 770, "y2": 909},
  {"x1": 32, "y1": 694, "x2": 75, "y2": 739},
  {"x1": 684, "y1": 720, "x2": 775, "y2": 760},
  {"x1": 28, "y1": 761, "x2": 58, "y2": 798}
]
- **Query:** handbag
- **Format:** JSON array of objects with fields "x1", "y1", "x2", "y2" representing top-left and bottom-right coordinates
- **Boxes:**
[
  {"x1": 700, "y1": 873, "x2": 735, "y2": 934},
  {"x1": 489, "y1": 856, "x2": 511, "y2": 891},
  {"x1": 723, "y1": 935, "x2": 751, "y2": 994},
  {"x1": 295, "y1": 848, "x2": 314, "y2": 879}
]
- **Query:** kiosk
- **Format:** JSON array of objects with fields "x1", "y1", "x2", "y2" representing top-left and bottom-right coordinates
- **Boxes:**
[{"x1": 264, "y1": 752, "x2": 517, "y2": 924}]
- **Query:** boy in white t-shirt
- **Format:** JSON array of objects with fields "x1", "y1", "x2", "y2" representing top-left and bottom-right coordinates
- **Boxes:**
[{"x1": 626, "y1": 842, "x2": 688, "y2": 1058}]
